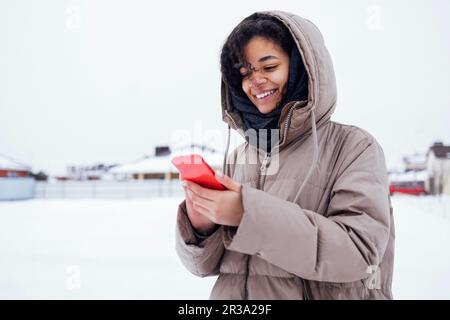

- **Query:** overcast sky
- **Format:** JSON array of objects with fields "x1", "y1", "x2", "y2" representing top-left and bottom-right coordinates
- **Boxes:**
[{"x1": 1, "y1": 0, "x2": 449, "y2": 175}]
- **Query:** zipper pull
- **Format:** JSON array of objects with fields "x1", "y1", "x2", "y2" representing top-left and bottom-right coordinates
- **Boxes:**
[{"x1": 260, "y1": 153, "x2": 271, "y2": 172}]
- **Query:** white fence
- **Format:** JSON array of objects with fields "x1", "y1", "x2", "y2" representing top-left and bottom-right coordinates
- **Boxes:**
[{"x1": 35, "y1": 180, "x2": 184, "y2": 199}]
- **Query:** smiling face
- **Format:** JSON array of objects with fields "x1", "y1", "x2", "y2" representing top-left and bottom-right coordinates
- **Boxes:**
[{"x1": 239, "y1": 36, "x2": 290, "y2": 114}]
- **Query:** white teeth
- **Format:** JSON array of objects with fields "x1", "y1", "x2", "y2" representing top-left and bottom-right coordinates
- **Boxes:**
[{"x1": 256, "y1": 90, "x2": 275, "y2": 99}]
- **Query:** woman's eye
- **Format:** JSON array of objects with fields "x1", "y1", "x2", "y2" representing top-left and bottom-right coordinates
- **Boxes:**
[
  {"x1": 240, "y1": 65, "x2": 277, "y2": 78},
  {"x1": 264, "y1": 66, "x2": 277, "y2": 71}
]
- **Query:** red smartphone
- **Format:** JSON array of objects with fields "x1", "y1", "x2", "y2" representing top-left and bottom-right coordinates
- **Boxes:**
[{"x1": 171, "y1": 154, "x2": 227, "y2": 190}]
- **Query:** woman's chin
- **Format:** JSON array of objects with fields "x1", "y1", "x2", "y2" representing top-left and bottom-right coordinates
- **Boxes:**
[{"x1": 256, "y1": 104, "x2": 277, "y2": 114}]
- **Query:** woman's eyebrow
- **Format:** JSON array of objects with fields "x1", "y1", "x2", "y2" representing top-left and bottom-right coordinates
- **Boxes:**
[{"x1": 258, "y1": 55, "x2": 279, "y2": 62}]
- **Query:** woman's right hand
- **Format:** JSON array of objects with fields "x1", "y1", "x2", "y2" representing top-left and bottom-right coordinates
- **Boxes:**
[{"x1": 183, "y1": 182, "x2": 217, "y2": 235}]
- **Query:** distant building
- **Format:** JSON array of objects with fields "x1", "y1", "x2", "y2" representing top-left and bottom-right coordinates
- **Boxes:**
[
  {"x1": 31, "y1": 171, "x2": 48, "y2": 182},
  {"x1": 403, "y1": 153, "x2": 427, "y2": 172},
  {"x1": 66, "y1": 163, "x2": 117, "y2": 181},
  {"x1": 389, "y1": 152, "x2": 429, "y2": 196},
  {"x1": 0, "y1": 154, "x2": 35, "y2": 200},
  {"x1": 426, "y1": 142, "x2": 450, "y2": 195},
  {"x1": 389, "y1": 170, "x2": 427, "y2": 196},
  {"x1": 109, "y1": 144, "x2": 224, "y2": 181}
]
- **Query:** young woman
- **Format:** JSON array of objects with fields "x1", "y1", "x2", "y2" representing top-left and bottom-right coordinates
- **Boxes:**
[{"x1": 175, "y1": 10, "x2": 395, "y2": 300}]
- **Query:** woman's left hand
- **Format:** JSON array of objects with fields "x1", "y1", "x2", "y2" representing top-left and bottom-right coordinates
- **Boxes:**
[{"x1": 183, "y1": 172, "x2": 244, "y2": 227}]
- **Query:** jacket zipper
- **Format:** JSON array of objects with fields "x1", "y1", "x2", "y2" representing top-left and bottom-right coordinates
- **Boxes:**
[
  {"x1": 257, "y1": 152, "x2": 271, "y2": 189},
  {"x1": 279, "y1": 103, "x2": 297, "y2": 149},
  {"x1": 243, "y1": 151, "x2": 271, "y2": 299},
  {"x1": 225, "y1": 107, "x2": 294, "y2": 300}
]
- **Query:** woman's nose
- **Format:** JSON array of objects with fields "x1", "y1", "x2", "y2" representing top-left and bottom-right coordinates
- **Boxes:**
[{"x1": 248, "y1": 74, "x2": 267, "y2": 87}]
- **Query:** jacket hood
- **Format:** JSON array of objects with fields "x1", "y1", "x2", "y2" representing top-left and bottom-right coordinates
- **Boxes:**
[{"x1": 221, "y1": 10, "x2": 337, "y2": 149}]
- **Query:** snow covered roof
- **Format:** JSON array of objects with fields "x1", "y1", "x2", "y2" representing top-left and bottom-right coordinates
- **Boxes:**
[
  {"x1": 109, "y1": 145, "x2": 224, "y2": 174},
  {"x1": 403, "y1": 153, "x2": 427, "y2": 165},
  {"x1": 0, "y1": 154, "x2": 31, "y2": 171},
  {"x1": 109, "y1": 155, "x2": 173, "y2": 174},
  {"x1": 389, "y1": 170, "x2": 428, "y2": 182}
]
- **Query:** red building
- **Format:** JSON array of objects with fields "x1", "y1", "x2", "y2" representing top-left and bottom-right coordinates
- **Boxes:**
[
  {"x1": 0, "y1": 154, "x2": 35, "y2": 200},
  {"x1": 0, "y1": 169, "x2": 30, "y2": 178},
  {"x1": 0, "y1": 154, "x2": 31, "y2": 177}
]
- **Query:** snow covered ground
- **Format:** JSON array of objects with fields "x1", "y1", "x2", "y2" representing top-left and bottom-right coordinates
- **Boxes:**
[{"x1": 0, "y1": 194, "x2": 449, "y2": 299}]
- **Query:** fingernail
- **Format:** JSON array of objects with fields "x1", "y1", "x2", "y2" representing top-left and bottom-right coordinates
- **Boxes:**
[{"x1": 182, "y1": 180, "x2": 187, "y2": 187}]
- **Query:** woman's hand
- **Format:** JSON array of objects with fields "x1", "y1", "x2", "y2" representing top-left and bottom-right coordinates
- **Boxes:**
[
  {"x1": 183, "y1": 183, "x2": 217, "y2": 235},
  {"x1": 183, "y1": 171, "x2": 244, "y2": 228}
]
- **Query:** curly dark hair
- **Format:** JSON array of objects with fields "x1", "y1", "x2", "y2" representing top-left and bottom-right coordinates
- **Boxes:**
[{"x1": 220, "y1": 13, "x2": 294, "y2": 97}]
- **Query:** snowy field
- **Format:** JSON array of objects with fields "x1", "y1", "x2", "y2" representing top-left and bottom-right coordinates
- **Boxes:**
[{"x1": 0, "y1": 194, "x2": 449, "y2": 299}]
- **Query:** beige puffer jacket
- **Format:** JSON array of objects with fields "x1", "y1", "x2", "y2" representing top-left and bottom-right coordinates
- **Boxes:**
[{"x1": 175, "y1": 10, "x2": 395, "y2": 300}]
